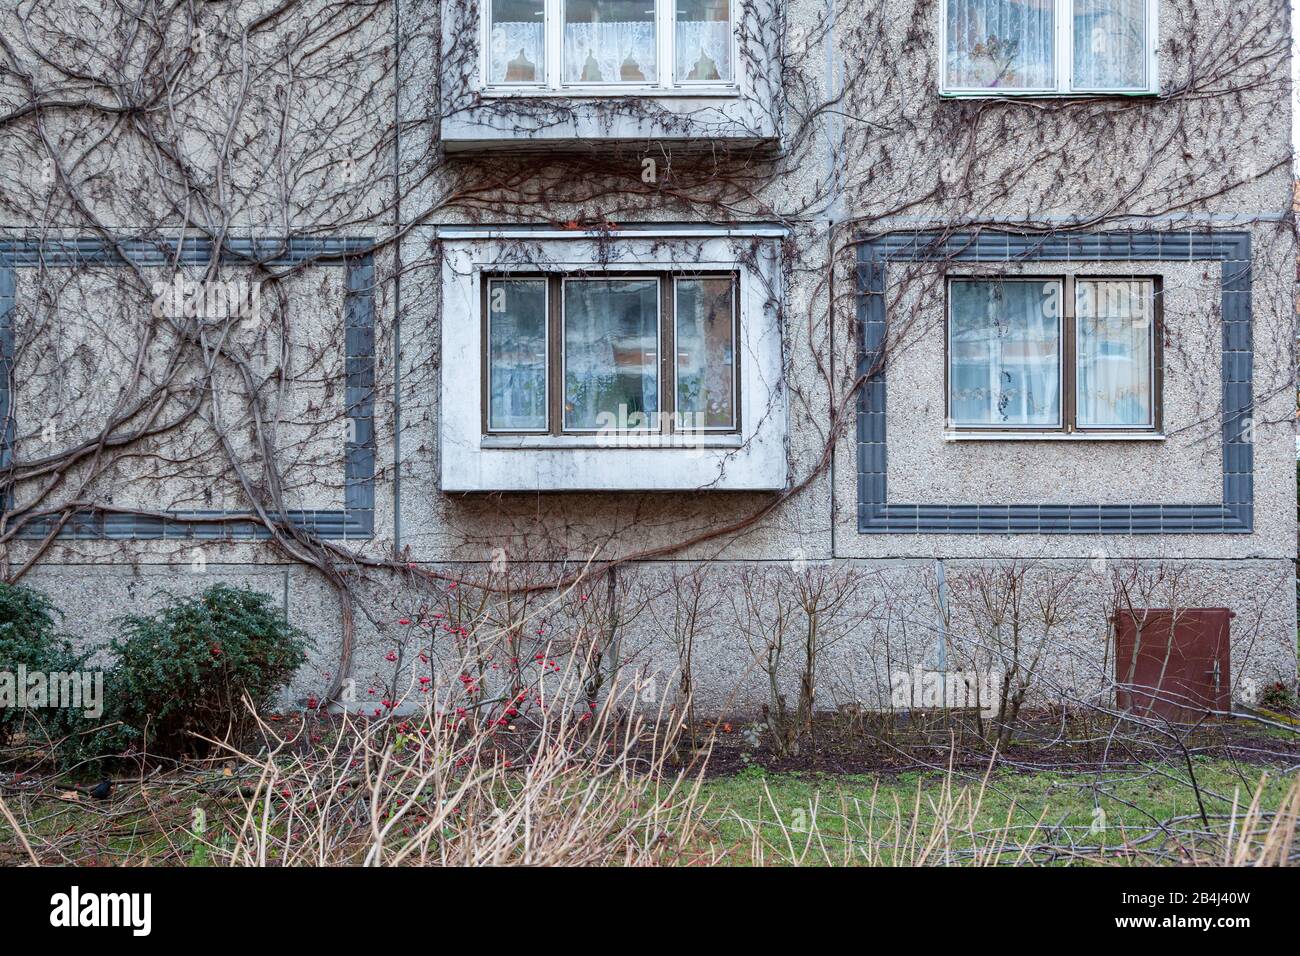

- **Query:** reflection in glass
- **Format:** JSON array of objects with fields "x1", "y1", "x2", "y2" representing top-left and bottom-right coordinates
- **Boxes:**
[
  {"x1": 1076, "y1": 279, "x2": 1154, "y2": 427},
  {"x1": 675, "y1": 277, "x2": 735, "y2": 429},
  {"x1": 564, "y1": 279, "x2": 660, "y2": 429},
  {"x1": 489, "y1": 0, "x2": 546, "y2": 84},
  {"x1": 945, "y1": 0, "x2": 1055, "y2": 90},
  {"x1": 1073, "y1": 0, "x2": 1147, "y2": 90},
  {"x1": 948, "y1": 279, "x2": 1061, "y2": 426},
  {"x1": 488, "y1": 279, "x2": 548, "y2": 430}
]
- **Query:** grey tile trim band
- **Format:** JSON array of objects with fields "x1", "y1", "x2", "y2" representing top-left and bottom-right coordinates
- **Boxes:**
[
  {"x1": 855, "y1": 229, "x2": 1252, "y2": 535},
  {"x1": 0, "y1": 237, "x2": 375, "y2": 540}
]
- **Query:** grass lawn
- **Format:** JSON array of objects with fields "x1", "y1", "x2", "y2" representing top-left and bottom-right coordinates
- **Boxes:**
[
  {"x1": 3, "y1": 710, "x2": 1296, "y2": 866},
  {"x1": 697, "y1": 761, "x2": 1297, "y2": 865},
  {"x1": 1, "y1": 762, "x2": 1294, "y2": 866}
]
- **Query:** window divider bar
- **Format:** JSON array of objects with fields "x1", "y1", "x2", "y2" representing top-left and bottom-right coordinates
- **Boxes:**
[
  {"x1": 662, "y1": 273, "x2": 675, "y2": 434},
  {"x1": 661, "y1": 0, "x2": 674, "y2": 90},
  {"x1": 546, "y1": 0, "x2": 561, "y2": 89},
  {"x1": 1057, "y1": 0, "x2": 1071, "y2": 94},
  {"x1": 1063, "y1": 274, "x2": 1076, "y2": 433},
  {"x1": 549, "y1": 275, "x2": 563, "y2": 435}
]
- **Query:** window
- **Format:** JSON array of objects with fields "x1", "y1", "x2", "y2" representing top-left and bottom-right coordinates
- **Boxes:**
[
  {"x1": 676, "y1": 0, "x2": 733, "y2": 83},
  {"x1": 941, "y1": 0, "x2": 1156, "y2": 95},
  {"x1": 484, "y1": 272, "x2": 739, "y2": 435},
  {"x1": 489, "y1": 0, "x2": 546, "y2": 85},
  {"x1": 946, "y1": 276, "x2": 1160, "y2": 433},
  {"x1": 948, "y1": 278, "x2": 1062, "y2": 427},
  {"x1": 485, "y1": 0, "x2": 737, "y2": 90},
  {"x1": 486, "y1": 278, "x2": 549, "y2": 430}
]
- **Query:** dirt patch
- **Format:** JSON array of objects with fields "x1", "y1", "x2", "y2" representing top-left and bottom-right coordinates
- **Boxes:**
[{"x1": 666, "y1": 709, "x2": 1300, "y2": 779}]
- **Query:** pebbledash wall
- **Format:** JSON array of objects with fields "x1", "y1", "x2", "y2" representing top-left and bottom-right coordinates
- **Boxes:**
[{"x1": 2, "y1": 0, "x2": 1296, "y2": 716}]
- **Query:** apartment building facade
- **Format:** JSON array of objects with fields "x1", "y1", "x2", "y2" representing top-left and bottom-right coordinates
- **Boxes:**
[{"x1": 0, "y1": 0, "x2": 1294, "y2": 715}]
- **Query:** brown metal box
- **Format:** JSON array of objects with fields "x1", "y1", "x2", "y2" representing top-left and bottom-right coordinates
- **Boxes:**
[{"x1": 1114, "y1": 608, "x2": 1232, "y2": 722}]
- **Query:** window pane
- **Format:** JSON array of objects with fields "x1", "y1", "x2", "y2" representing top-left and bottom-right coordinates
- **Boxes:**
[
  {"x1": 1076, "y1": 279, "x2": 1154, "y2": 427},
  {"x1": 949, "y1": 279, "x2": 1061, "y2": 427},
  {"x1": 489, "y1": 0, "x2": 545, "y2": 84},
  {"x1": 675, "y1": 277, "x2": 735, "y2": 429},
  {"x1": 564, "y1": 279, "x2": 659, "y2": 430},
  {"x1": 1072, "y1": 0, "x2": 1148, "y2": 90},
  {"x1": 945, "y1": 0, "x2": 1055, "y2": 90},
  {"x1": 564, "y1": 0, "x2": 657, "y2": 84},
  {"x1": 488, "y1": 279, "x2": 548, "y2": 431},
  {"x1": 676, "y1": 0, "x2": 732, "y2": 83}
]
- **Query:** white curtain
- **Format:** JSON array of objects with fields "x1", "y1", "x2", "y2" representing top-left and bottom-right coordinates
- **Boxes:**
[
  {"x1": 1076, "y1": 280, "x2": 1152, "y2": 426},
  {"x1": 946, "y1": 0, "x2": 1055, "y2": 90},
  {"x1": 563, "y1": 281, "x2": 659, "y2": 430},
  {"x1": 949, "y1": 280, "x2": 1060, "y2": 427},
  {"x1": 675, "y1": 19, "x2": 732, "y2": 82},
  {"x1": 490, "y1": 21, "x2": 545, "y2": 83},
  {"x1": 563, "y1": 21, "x2": 657, "y2": 83},
  {"x1": 1072, "y1": 0, "x2": 1147, "y2": 90}
]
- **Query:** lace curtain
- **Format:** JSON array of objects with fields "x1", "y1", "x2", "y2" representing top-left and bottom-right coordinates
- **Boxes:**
[
  {"x1": 1072, "y1": 0, "x2": 1147, "y2": 89},
  {"x1": 946, "y1": 0, "x2": 1055, "y2": 89},
  {"x1": 563, "y1": 21, "x2": 657, "y2": 83},
  {"x1": 491, "y1": 13, "x2": 735, "y2": 86},
  {"x1": 675, "y1": 19, "x2": 732, "y2": 82},
  {"x1": 490, "y1": 21, "x2": 545, "y2": 83}
]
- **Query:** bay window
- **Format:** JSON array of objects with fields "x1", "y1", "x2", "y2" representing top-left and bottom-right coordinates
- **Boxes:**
[
  {"x1": 946, "y1": 276, "x2": 1160, "y2": 434},
  {"x1": 485, "y1": 0, "x2": 737, "y2": 91},
  {"x1": 941, "y1": 0, "x2": 1157, "y2": 95},
  {"x1": 484, "y1": 271, "x2": 739, "y2": 436}
]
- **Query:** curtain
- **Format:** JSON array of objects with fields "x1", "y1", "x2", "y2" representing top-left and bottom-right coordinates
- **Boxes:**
[
  {"x1": 675, "y1": 19, "x2": 732, "y2": 82},
  {"x1": 490, "y1": 21, "x2": 545, "y2": 83},
  {"x1": 675, "y1": 278, "x2": 735, "y2": 429},
  {"x1": 1076, "y1": 280, "x2": 1152, "y2": 426},
  {"x1": 563, "y1": 280, "x2": 659, "y2": 430},
  {"x1": 949, "y1": 280, "x2": 1060, "y2": 426},
  {"x1": 1072, "y1": 0, "x2": 1147, "y2": 90},
  {"x1": 946, "y1": 0, "x2": 1054, "y2": 89},
  {"x1": 563, "y1": 21, "x2": 657, "y2": 83},
  {"x1": 488, "y1": 280, "x2": 548, "y2": 430}
]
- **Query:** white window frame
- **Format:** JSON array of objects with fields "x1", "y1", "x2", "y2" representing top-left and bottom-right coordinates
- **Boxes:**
[
  {"x1": 438, "y1": 227, "x2": 789, "y2": 492},
  {"x1": 481, "y1": 0, "x2": 741, "y2": 96},
  {"x1": 939, "y1": 0, "x2": 1159, "y2": 97}
]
